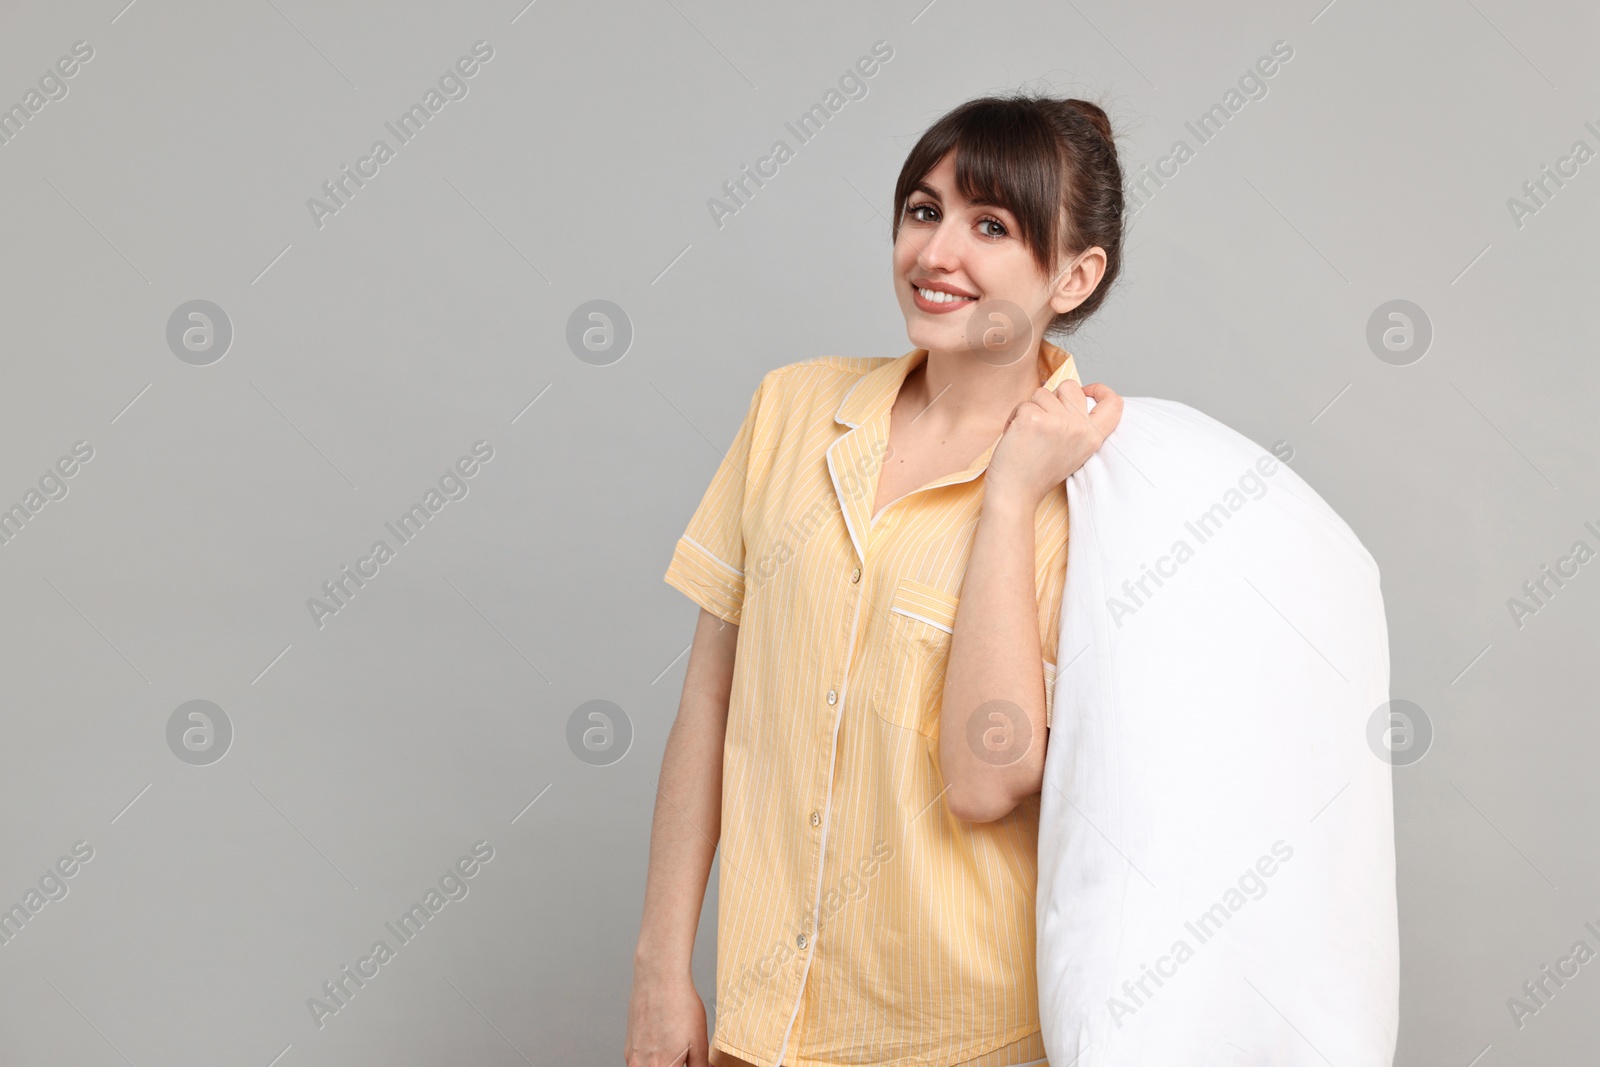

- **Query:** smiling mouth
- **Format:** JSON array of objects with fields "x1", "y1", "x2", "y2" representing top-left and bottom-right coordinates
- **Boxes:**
[{"x1": 912, "y1": 285, "x2": 978, "y2": 313}]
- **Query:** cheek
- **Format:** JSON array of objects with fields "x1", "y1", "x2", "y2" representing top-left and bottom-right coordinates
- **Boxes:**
[
  {"x1": 891, "y1": 236, "x2": 918, "y2": 273},
  {"x1": 979, "y1": 257, "x2": 1039, "y2": 301}
]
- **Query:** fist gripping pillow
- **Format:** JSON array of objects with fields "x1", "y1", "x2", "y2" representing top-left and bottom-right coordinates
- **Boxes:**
[{"x1": 1038, "y1": 397, "x2": 1400, "y2": 1066}]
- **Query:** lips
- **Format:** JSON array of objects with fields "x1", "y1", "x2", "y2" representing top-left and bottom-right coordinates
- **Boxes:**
[
  {"x1": 911, "y1": 281, "x2": 978, "y2": 314},
  {"x1": 911, "y1": 277, "x2": 977, "y2": 297}
]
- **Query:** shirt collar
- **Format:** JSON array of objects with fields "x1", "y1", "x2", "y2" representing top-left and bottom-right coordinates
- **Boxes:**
[
  {"x1": 823, "y1": 340, "x2": 1081, "y2": 563},
  {"x1": 834, "y1": 339, "x2": 1081, "y2": 430}
]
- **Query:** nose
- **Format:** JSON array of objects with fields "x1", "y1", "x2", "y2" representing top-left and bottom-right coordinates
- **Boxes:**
[{"x1": 914, "y1": 218, "x2": 962, "y2": 274}]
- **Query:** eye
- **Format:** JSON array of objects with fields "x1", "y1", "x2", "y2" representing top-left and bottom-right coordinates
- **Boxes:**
[
  {"x1": 977, "y1": 216, "x2": 1009, "y2": 239},
  {"x1": 906, "y1": 201, "x2": 938, "y2": 223}
]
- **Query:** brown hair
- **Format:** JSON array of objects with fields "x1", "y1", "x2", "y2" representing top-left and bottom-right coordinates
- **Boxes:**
[{"x1": 891, "y1": 92, "x2": 1125, "y2": 338}]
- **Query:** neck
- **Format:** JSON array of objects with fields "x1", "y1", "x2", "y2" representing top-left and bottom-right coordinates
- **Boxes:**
[{"x1": 906, "y1": 341, "x2": 1049, "y2": 428}]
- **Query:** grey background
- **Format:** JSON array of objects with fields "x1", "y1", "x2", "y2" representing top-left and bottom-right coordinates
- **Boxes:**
[{"x1": 0, "y1": 0, "x2": 1594, "y2": 1064}]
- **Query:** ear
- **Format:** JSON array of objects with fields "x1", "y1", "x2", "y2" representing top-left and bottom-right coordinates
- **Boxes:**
[{"x1": 1050, "y1": 247, "x2": 1108, "y2": 316}]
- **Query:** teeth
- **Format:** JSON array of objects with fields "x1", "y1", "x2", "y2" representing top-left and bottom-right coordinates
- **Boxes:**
[{"x1": 917, "y1": 286, "x2": 974, "y2": 304}]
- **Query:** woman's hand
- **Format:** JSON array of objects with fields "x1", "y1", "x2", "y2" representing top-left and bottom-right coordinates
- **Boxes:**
[
  {"x1": 985, "y1": 380, "x2": 1123, "y2": 508},
  {"x1": 624, "y1": 964, "x2": 709, "y2": 1067}
]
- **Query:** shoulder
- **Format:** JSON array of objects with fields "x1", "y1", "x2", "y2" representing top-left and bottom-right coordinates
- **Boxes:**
[
  {"x1": 726, "y1": 356, "x2": 891, "y2": 493},
  {"x1": 749, "y1": 355, "x2": 892, "y2": 416},
  {"x1": 758, "y1": 354, "x2": 890, "y2": 391},
  {"x1": 733, "y1": 355, "x2": 893, "y2": 465}
]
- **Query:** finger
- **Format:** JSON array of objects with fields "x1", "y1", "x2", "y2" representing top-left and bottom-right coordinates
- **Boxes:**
[
  {"x1": 1030, "y1": 384, "x2": 1067, "y2": 415},
  {"x1": 1052, "y1": 379, "x2": 1086, "y2": 405},
  {"x1": 1083, "y1": 384, "x2": 1124, "y2": 437},
  {"x1": 1051, "y1": 380, "x2": 1095, "y2": 425},
  {"x1": 1081, "y1": 381, "x2": 1120, "y2": 411},
  {"x1": 1079, "y1": 382, "x2": 1120, "y2": 407}
]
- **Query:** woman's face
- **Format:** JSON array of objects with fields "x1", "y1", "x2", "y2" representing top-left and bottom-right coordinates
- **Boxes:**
[{"x1": 893, "y1": 150, "x2": 1071, "y2": 360}]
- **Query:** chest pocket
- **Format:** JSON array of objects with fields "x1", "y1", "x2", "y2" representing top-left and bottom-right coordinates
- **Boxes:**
[{"x1": 872, "y1": 578, "x2": 960, "y2": 738}]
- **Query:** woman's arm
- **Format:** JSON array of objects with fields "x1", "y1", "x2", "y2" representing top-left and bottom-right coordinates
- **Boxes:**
[
  {"x1": 940, "y1": 380, "x2": 1121, "y2": 823},
  {"x1": 939, "y1": 489, "x2": 1049, "y2": 823},
  {"x1": 626, "y1": 607, "x2": 738, "y2": 1067}
]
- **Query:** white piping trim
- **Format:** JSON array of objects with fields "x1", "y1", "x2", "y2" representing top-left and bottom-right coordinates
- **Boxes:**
[
  {"x1": 888, "y1": 604, "x2": 954, "y2": 635},
  {"x1": 681, "y1": 535, "x2": 743, "y2": 579},
  {"x1": 832, "y1": 368, "x2": 870, "y2": 427},
  {"x1": 772, "y1": 564, "x2": 865, "y2": 1067},
  {"x1": 824, "y1": 445, "x2": 866, "y2": 564}
]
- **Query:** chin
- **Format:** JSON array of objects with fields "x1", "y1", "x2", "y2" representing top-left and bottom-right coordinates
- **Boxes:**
[{"x1": 904, "y1": 317, "x2": 969, "y2": 353}]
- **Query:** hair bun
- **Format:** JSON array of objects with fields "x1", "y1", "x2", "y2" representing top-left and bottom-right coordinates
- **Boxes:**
[{"x1": 1064, "y1": 98, "x2": 1114, "y2": 146}]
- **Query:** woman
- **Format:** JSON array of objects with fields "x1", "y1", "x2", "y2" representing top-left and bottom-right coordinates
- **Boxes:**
[{"x1": 627, "y1": 92, "x2": 1126, "y2": 1067}]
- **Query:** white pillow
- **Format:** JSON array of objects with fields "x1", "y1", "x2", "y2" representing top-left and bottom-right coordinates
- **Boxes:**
[{"x1": 1038, "y1": 397, "x2": 1400, "y2": 1066}]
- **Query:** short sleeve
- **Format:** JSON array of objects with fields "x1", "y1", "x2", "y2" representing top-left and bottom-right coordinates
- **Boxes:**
[{"x1": 663, "y1": 376, "x2": 767, "y2": 626}]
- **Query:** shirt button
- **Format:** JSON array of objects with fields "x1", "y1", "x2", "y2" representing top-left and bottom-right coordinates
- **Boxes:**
[
  {"x1": 826, "y1": 689, "x2": 838, "y2": 706},
  {"x1": 850, "y1": 567, "x2": 861, "y2": 583},
  {"x1": 797, "y1": 933, "x2": 808, "y2": 949},
  {"x1": 810, "y1": 810, "x2": 820, "y2": 826}
]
